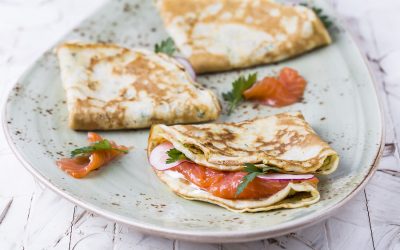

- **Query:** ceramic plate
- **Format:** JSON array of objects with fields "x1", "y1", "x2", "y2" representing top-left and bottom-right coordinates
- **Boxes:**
[{"x1": 2, "y1": 0, "x2": 383, "y2": 243}]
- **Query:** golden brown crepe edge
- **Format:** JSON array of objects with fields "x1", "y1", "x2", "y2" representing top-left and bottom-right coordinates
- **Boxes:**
[
  {"x1": 57, "y1": 42, "x2": 222, "y2": 130},
  {"x1": 148, "y1": 113, "x2": 339, "y2": 174},
  {"x1": 156, "y1": 0, "x2": 333, "y2": 73}
]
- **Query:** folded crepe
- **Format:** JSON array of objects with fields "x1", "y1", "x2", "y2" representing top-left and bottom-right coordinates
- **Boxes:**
[
  {"x1": 156, "y1": 0, "x2": 331, "y2": 73},
  {"x1": 147, "y1": 112, "x2": 339, "y2": 212},
  {"x1": 56, "y1": 42, "x2": 221, "y2": 130}
]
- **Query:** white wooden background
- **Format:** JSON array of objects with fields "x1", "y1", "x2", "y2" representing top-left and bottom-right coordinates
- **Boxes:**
[{"x1": 0, "y1": 0, "x2": 399, "y2": 249}]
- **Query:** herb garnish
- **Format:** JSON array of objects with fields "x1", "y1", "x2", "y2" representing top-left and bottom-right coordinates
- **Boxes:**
[
  {"x1": 301, "y1": 3, "x2": 333, "y2": 29},
  {"x1": 222, "y1": 73, "x2": 257, "y2": 115},
  {"x1": 235, "y1": 163, "x2": 283, "y2": 196},
  {"x1": 166, "y1": 148, "x2": 187, "y2": 164},
  {"x1": 154, "y1": 37, "x2": 176, "y2": 56},
  {"x1": 311, "y1": 7, "x2": 332, "y2": 29},
  {"x1": 71, "y1": 139, "x2": 128, "y2": 157}
]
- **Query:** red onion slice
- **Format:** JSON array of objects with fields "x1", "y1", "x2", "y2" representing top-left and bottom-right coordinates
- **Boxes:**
[
  {"x1": 174, "y1": 56, "x2": 196, "y2": 80},
  {"x1": 257, "y1": 173, "x2": 314, "y2": 181},
  {"x1": 149, "y1": 142, "x2": 187, "y2": 171}
]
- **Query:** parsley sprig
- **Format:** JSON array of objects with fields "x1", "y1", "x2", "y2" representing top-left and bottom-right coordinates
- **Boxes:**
[
  {"x1": 154, "y1": 37, "x2": 176, "y2": 56},
  {"x1": 71, "y1": 139, "x2": 128, "y2": 158},
  {"x1": 301, "y1": 3, "x2": 333, "y2": 29},
  {"x1": 166, "y1": 148, "x2": 187, "y2": 164},
  {"x1": 312, "y1": 7, "x2": 332, "y2": 29},
  {"x1": 236, "y1": 163, "x2": 283, "y2": 196},
  {"x1": 222, "y1": 73, "x2": 257, "y2": 115}
]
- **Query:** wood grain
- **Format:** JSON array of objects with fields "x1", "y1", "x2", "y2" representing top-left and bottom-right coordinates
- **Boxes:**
[{"x1": 1, "y1": 0, "x2": 399, "y2": 249}]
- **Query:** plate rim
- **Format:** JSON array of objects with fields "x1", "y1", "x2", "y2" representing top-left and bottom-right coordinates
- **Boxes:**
[{"x1": 1, "y1": 9, "x2": 386, "y2": 245}]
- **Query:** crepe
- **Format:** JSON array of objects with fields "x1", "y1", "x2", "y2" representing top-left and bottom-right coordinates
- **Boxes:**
[
  {"x1": 149, "y1": 112, "x2": 339, "y2": 174},
  {"x1": 156, "y1": 0, "x2": 331, "y2": 73},
  {"x1": 56, "y1": 42, "x2": 221, "y2": 130},
  {"x1": 148, "y1": 112, "x2": 337, "y2": 212},
  {"x1": 158, "y1": 169, "x2": 320, "y2": 212}
]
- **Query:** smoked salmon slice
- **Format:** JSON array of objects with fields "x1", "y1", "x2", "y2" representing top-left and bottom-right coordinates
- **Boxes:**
[
  {"x1": 243, "y1": 67, "x2": 307, "y2": 107},
  {"x1": 172, "y1": 162, "x2": 318, "y2": 200},
  {"x1": 56, "y1": 132, "x2": 128, "y2": 178}
]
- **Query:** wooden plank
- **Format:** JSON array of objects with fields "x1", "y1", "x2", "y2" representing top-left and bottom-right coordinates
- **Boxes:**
[
  {"x1": 330, "y1": 0, "x2": 397, "y2": 145},
  {"x1": 222, "y1": 241, "x2": 264, "y2": 250},
  {"x1": 113, "y1": 224, "x2": 174, "y2": 250},
  {"x1": 0, "y1": 153, "x2": 37, "y2": 197},
  {"x1": 0, "y1": 195, "x2": 34, "y2": 249},
  {"x1": 349, "y1": 1, "x2": 400, "y2": 249},
  {"x1": 21, "y1": 187, "x2": 75, "y2": 249},
  {"x1": 261, "y1": 192, "x2": 373, "y2": 250},
  {"x1": 376, "y1": 153, "x2": 400, "y2": 172},
  {"x1": 366, "y1": 170, "x2": 400, "y2": 250},
  {"x1": 0, "y1": 139, "x2": 37, "y2": 249},
  {"x1": 264, "y1": 222, "x2": 329, "y2": 250},
  {"x1": 0, "y1": 0, "x2": 108, "y2": 95},
  {"x1": 67, "y1": 207, "x2": 115, "y2": 250},
  {"x1": 177, "y1": 192, "x2": 372, "y2": 250},
  {"x1": 330, "y1": 3, "x2": 400, "y2": 250},
  {"x1": 1, "y1": 0, "x2": 398, "y2": 249},
  {"x1": 68, "y1": 207, "x2": 175, "y2": 250},
  {"x1": 323, "y1": 192, "x2": 374, "y2": 250},
  {"x1": 265, "y1": 223, "x2": 330, "y2": 250},
  {"x1": 0, "y1": 197, "x2": 13, "y2": 226},
  {"x1": 175, "y1": 241, "x2": 220, "y2": 250}
]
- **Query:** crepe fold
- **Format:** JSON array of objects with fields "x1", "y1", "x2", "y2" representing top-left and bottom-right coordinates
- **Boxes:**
[
  {"x1": 56, "y1": 42, "x2": 221, "y2": 130},
  {"x1": 148, "y1": 112, "x2": 339, "y2": 174},
  {"x1": 148, "y1": 112, "x2": 337, "y2": 212},
  {"x1": 156, "y1": 0, "x2": 331, "y2": 73}
]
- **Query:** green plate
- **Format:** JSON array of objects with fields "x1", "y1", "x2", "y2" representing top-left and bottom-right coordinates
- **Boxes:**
[{"x1": 2, "y1": 0, "x2": 383, "y2": 243}]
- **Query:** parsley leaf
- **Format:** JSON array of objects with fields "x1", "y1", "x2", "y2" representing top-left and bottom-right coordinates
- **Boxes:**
[
  {"x1": 236, "y1": 172, "x2": 259, "y2": 196},
  {"x1": 166, "y1": 148, "x2": 187, "y2": 164},
  {"x1": 244, "y1": 163, "x2": 263, "y2": 173},
  {"x1": 236, "y1": 163, "x2": 284, "y2": 196},
  {"x1": 312, "y1": 6, "x2": 332, "y2": 29},
  {"x1": 300, "y1": 3, "x2": 333, "y2": 29},
  {"x1": 71, "y1": 139, "x2": 128, "y2": 157},
  {"x1": 222, "y1": 73, "x2": 257, "y2": 115},
  {"x1": 154, "y1": 38, "x2": 176, "y2": 56}
]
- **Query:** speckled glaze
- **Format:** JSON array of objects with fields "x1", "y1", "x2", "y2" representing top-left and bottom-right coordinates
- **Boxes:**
[{"x1": 2, "y1": 0, "x2": 383, "y2": 243}]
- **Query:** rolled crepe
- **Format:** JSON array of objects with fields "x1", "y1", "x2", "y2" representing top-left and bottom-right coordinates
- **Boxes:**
[{"x1": 148, "y1": 112, "x2": 339, "y2": 212}]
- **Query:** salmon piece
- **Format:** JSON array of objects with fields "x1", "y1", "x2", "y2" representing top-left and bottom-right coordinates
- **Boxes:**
[
  {"x1": 56, "y1": 132, "x2": 128, "y2": 178},
  {"x1": 172, "y1": 162, "x2": 318, "y2": 200},
  {"x1": 243, "y1": 67, "x2": 306, "y2": 107}
]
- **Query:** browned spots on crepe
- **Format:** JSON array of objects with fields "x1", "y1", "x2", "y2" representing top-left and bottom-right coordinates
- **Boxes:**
[
  {"x1": 163, "y1": 112, "x2": 334, "y2": 167},
  {"x1": 157, "y1": 0, "x2": 331, "y2": 73},
  {"x1": 57, "y1": 42, "x2": 221, "y2": 130}
]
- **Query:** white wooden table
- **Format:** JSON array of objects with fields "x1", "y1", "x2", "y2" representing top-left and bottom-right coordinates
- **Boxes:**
[{"x1": 1, "y1": 0, "x2": 399, "y2": 249}]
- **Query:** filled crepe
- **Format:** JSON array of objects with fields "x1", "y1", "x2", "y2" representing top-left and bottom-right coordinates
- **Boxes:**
[
  {"x1": 156, "y1": 0, "x2": 331, "y2": 73},
  {"x1": 56, "y1": 42, "x2": 221, "y2": 130},
  {"x1": 147, "y1": 112, "x2": 339, "y2": 212}
]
